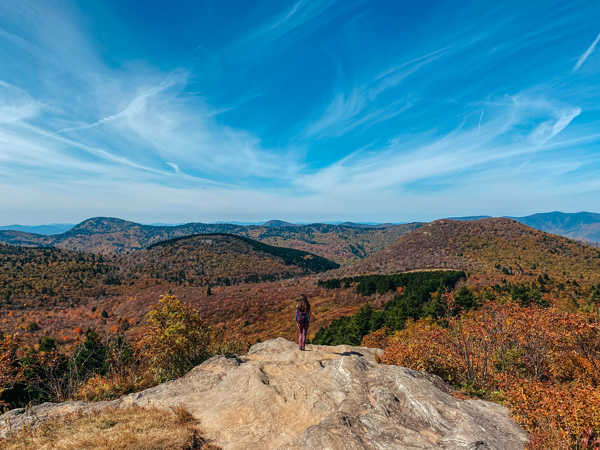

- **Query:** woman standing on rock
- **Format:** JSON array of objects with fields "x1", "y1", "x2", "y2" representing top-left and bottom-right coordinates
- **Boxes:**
[{"x1": 296, "y1": 294, "x2": 311, "y2": 351}]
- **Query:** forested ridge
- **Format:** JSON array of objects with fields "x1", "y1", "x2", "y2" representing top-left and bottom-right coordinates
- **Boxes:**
[
  {"x1": 340, "y1": 218, "x2": 600, "y2": 282},
  {"x1": 0, "y1": 244, "x2": 117, "y2": 307},
  {"x1": 0, "y1": 217, "x2": 421, "y2": 264},
  {"x1": 0, "y1": 234, "x2": 339, "y2": 310},
  {"x1": 126, "y1": 233, "x2": 338, "y2": 286}
]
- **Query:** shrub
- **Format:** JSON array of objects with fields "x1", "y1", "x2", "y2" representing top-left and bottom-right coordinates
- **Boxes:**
[
  {"x1": 380, "y1": 302, "x2": 600, "y2": 449},
  {"x1": 140, "y1": 294, "x2": 212, "y2": 382},
  {"x1": 502, "y1": 379, "x2": 600, "y2": 449},
  {"x1": 0, "y1": 334, "x2": 24, "y2": 405},
  {"x1": 72, "y1": 328, "x2": 110, "y2": 380},
  {"x1": 360, "y1": 327, "x2": 390, "y2": 349},
  {"x1": 74, "y1": 373, "x2": 153, "y2": 401},
  {"x1": 208, "y1": 326, "x2": 250, "y2": 357}
]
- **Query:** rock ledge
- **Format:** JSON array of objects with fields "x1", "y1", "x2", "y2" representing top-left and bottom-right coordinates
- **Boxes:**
[{"x1": 0, "y1": 338, "x2": 528, "y2": 449}]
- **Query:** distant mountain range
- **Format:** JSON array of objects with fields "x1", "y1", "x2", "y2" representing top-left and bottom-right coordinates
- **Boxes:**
[
  {"x1": 0, "y1": 220, "x2": 397, "y2": 233},
  {"x1": 0, "y1": 217, "x2": 421, "y2": 265},
  {"x1": 2, "y1": 212, "x2": 600, "y2": 263},
  {"x1": 508, "y1": 211, "x2": 600, "y2": 244},
  {"x1": 0, "y1": 223, "x2": 75, "y2": 235},
  {"x1": 260, "y1": 220, "x2": 396, "y2": 228}
]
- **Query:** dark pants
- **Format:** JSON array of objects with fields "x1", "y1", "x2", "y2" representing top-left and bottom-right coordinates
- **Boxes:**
[{"x1": 297, "y1": 321, "x2": 309, "y2": 350}]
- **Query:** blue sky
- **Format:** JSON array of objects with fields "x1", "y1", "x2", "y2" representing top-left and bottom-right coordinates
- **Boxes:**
[{"x1": 1, "y1": 0, "x2": 599, "y2": 224}]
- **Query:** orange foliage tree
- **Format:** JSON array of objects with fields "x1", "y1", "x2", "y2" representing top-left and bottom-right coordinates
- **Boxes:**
[
  {"x1": 379, "y1": 302, "x2": 600, "y2": 449},
  {"x1": 0, "y1": 333, "x2": 24, "y2": 405}
]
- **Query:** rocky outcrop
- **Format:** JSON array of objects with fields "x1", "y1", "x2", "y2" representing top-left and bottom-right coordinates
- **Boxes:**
[{"x1": 0, "y1": 339, "x2": 528, "y2": 449}]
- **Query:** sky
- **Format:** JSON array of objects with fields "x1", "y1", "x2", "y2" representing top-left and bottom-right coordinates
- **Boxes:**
[{"x1": 1, "y1": 0, "x2": 599, "y2": 225}]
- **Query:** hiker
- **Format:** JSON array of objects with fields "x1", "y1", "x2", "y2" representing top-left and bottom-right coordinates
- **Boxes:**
[{"x1": 296, "y1": 294, "x2": 311, "y2": 351}]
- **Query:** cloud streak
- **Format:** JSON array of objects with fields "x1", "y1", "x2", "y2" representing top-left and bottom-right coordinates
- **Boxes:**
[
  {"x1": 298, "y1": 95, "x2": 584, "y2": 198},
  {"x1": 573, "y1": 32, "x2": 600, "y2": 72},
  {"x1": 305, "y1": 46, "x2": 454, "y2": 139},
  {"x1": 0, "y1": 81, "x2": 41, "y2": 123}
]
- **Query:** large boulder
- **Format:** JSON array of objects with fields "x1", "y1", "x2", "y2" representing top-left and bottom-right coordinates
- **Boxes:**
[{"x1": 0, "y1": 338, "x2": 528, "y2": 449}]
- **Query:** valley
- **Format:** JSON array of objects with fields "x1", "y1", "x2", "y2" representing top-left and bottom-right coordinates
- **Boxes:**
[{"x1": 2, "y1": 216, "x2": 599, "y2": 347}]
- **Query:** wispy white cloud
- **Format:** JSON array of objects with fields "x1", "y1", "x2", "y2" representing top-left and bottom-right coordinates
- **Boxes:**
[
  {"x1": 266, "y1": 1, "x2": 302, "y2": 32},
  {"x1": 221, "y1": 0, "x2": 367, "y2": 61},
  {"x1": 305, "y1": 45, "x2": 458, "y2": 139},
  {"x1": 298, "y1": 94, "x2": 584, "y2": 197},
  {"x1": 529, "y1": 107, "x2": 581, "y2": 145},
  {"x1": 54, "y1": 70, "x2": 190, "y2": 135},
  {"x1": 0, "y1": 2, "x2": 303, "y2": 189},
  {"x1": 1, "y1": 0, "x2": 600, "y2": 224},
  {"x1": 572, "y1": 32, "x2": 600, "y2": 72},
  {"x1": 0, "y1": 81, "x2": 41, "y2": 123},
  {"x1": 166, "y1": 162, "x2": 180, "y2": 173}
]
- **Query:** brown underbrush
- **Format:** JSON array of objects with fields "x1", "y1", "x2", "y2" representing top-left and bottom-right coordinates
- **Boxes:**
[
  {"x1": 374, "y1": 302, "x2": 600, "y2": 449},
  {"x1": 0, "y1": 404, "x2": 221, "y2": 450}
]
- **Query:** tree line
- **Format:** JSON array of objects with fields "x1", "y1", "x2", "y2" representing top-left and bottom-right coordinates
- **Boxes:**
[{"x1": 313, "y1": 271, "x2": 466, "y2": 345}]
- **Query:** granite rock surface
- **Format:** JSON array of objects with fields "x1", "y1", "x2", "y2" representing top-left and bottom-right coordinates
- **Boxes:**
[{"x1": 0, "y1": 338, "x2": 528, "y2": 449}]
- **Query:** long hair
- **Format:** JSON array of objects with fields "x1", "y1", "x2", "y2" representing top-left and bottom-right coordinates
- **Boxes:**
[{"x1": 297, "y1": 294, "x2": 310, "y2": 313}]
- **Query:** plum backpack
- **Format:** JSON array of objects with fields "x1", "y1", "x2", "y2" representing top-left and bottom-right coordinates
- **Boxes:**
[{"x1": 296, "y1": 309, "x2": 309, "y2": 324}]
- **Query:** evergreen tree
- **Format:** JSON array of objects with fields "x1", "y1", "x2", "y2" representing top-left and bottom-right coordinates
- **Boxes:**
[
  {"x1": 73, "y1": 328, "x2": 109, "y2": 379},
  {"x1": 452, "y1": 286, "x2": 477, "y2": 313}
]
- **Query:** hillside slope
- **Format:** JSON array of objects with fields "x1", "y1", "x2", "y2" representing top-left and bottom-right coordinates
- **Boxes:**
[
  {"x1": 0, "y1": 339, "x2": 528, "y2": 450},
  {"x1": 0, "y1": 230, "x2": 48, "y2": 247},
  {"x1": 340, "y1": 218, "x2": 600, "y2": 282},
  {"x1": 0, "y1": 233, "x2": 338, "y2": 310},
  {"x1": 0, "y1": 244, "x2": 117, "y2": 307},
  {"x1": 119, "y1": 233, "x2": 338, "y2": 286}
]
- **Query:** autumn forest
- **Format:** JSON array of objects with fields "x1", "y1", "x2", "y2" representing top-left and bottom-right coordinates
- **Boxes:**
[{"x1": 0, "y1": 216, "x2": 599, "y2": 449}]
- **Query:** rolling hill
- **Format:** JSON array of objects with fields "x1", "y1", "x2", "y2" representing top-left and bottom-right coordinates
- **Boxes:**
[
  {"x1": 119, "y1": 233, "x2": 339, "y2": 286},
  {"x1": 0, "y1": 233, "x2": 338, "y2": 310},
  {"x1": 0, "y1": 217, "x2": 422, "y2": 265},
  {"x1": 337, "y1": 218, "x2": 600, "y2": 282},
  {"x1": 0, "y1": 230, "x2": 49, "y2": 247},
  {"x1": 261, "y1": 219, "x2": 298, "y2": 227}
]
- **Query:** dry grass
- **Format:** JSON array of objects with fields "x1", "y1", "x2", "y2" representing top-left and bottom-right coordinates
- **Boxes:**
[
  {"x1": 0, "y1": 404, "x2": 221, "y2": 450},
  {"x1": 171, "y1": 404, "x2": 197, "y2": 425}
]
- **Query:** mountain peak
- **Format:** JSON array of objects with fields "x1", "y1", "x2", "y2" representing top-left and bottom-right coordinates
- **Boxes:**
[
  {"x1": 68, "y1": 217, "x2": 139, "y2": 234},
  {"x1": 262, "y1": 220, "x2": 298, "y2": 227}
]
